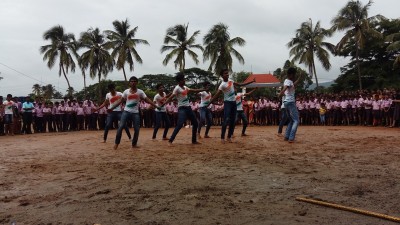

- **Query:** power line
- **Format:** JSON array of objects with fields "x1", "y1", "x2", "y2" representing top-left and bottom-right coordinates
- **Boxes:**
[{"x1": 0, "y1": 62, "x2": 68, "y2": 93}]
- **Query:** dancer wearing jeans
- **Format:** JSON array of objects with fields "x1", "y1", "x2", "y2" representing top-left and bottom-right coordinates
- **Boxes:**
[
  {"x1": 163, "y1": 72, "x2": 207, "y2": 145},
  {"x1": 95, "y1": 83, "x2": 131, "y2": 143},
  {"x1": 278, "y1": 67, "x2": 300, "y2": 143},
  {"x1": 111, "y1": 76, "x2": 159, "y2": 149},
  {"x1": 208, "y1": 69, "x2": 255, "y2": 143}
]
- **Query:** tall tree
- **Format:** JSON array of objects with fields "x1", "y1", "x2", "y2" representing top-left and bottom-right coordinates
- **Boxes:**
[
  {"x1": 287, "y1": 19, "x2": 335, "y2": 88},
  {"x1": 385, "y1": 19, "x2": 400, "y2": 69},
  {"x1": 105, "y1": 19, "x2": 149, "y2": 82},
  {"x1": 32, "y1": 84, "x2": 42, "y2": 96},
  {"x1": 203, "y1": 23, "x2": 246, "y2": 76},
  {"x1": 331, "y1": 0, "x2": 382, "y2": 90},
  {"x1": 79, "y1": 28, "x2": 114, "y2": 101},
  {"x1": 40, "y1": 25, "x2": 78, "y2": 90},
  {"x1": 161, "y1": 23, "x2": 204, "y2": 71},
  {"x1": 41, "y1": 84, "x2": 56, "y2": 100}
]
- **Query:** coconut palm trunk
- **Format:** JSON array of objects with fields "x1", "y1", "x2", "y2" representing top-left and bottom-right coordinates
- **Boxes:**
[
  {"x1": 61, "y1": 65, "x2": 71, "y2": 90},
  {"x1": 356, "y1": 43, "x2": 362, "y2": 90},
  {"x1": 312, "y1": 63, "x2": 319, "y2": 88},
  {"x1": 82, "y1": 70, "x2": 87, "y2": 97},
  {"x1": 122, "y1": 67, "x2": 127, "y2": 82},
  {"x1": 98, "y1": 68, "x2": 102, "y2": 102}
]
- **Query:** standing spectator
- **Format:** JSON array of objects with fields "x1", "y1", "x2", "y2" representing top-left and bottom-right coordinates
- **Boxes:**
[
  {"x1": 22, "y1": 96, "x2": 34, "y2": 134},
  {"x1": 3, "y1": 94, "x2": 16, "y2": 135},
  {"x1": 43, "y1": 102, "x2": 53, "y2": 132},
  {"x1": 34, "y1": 102, "x2": 44, "y2": 133},
  {"x1": 389, "y1": 90, "x2": 400, "y2": 128},
  {"x1": 0, "y1": 96, "x2": 5, "y2": 136}
]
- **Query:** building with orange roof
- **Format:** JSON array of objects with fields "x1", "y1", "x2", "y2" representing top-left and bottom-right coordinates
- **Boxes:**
[{"x1": 243, "y1": 73, "x2": 281, "y2": 88}]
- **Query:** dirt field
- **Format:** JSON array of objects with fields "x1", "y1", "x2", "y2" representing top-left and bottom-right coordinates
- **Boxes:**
[{"x1": 0, "y1": 126, "x2": 399, "y2": 225}]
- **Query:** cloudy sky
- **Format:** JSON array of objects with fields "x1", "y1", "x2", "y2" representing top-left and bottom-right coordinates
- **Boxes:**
[{"x1": 0, "y1": 0, "x2": 398, "y2": 96}]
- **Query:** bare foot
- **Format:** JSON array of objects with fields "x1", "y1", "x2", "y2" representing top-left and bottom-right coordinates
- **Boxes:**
[
  {"x1": 192, "y1": 141, "x2": 201, "y2": 145},
  {"x1": 101, "y1": 140, "x2": 106, "y2": 143},
  {"x1": 204, "y1": 135, "x2": 210, "y2": 138},
  {"x1": 113, "y1": 144, "x2": 119, "y2": 150},
  {"x1": 227, "y1": 138, "x2": 233, "y2": 143},
  {"x1": 132, "y1": 145, "x2": 140, "y2": 149},
  {"x1": 221, "y1": 139, "x2": 225, "y2": 144},
  {"x1": 162, "y1": 137, "x2": 169, "y2": 141},
  {"x1": 197, "y1": 133, "x2": 202, "y2": 139},
  {"x1": 168, "y1": 142, "x2": 173, "y2": 147},
  {"x1": 241, "y1": 133, "x2": 248, "y2": 137}
]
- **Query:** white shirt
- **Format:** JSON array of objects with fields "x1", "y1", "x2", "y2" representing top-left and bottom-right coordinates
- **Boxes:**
[
  {"x1": 283, "y1": 79, "x2": 295, "y2": 102},
  {"x1": 122, "y1": 89, "x2": 147, "y2": 113}
]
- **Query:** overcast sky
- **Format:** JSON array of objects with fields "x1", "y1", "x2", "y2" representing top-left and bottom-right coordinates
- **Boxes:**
[{"x1": 0, "y1": 0, "x2": 399, "y2": 96}]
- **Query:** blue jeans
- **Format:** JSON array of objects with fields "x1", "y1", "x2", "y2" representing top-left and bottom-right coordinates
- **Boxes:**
[
  {"x1": 278, "y1": 108, "x2": 288, "y2": 134},
  {"x1": 320, "y1": 114, "x2": 326, "y2": 124},
  {"x1": 115, "y1": 111, "x2": 140, "y2": 146},
  {"x1": 236, "y1": 110, "x2": 248, "y2": 135},
  {"x1": 169, "y1": 106, "x2": 198, "y2": 143},
  {"x1": 221, "y1": 101, "x2": 237, "y2": 139},
  {"x1": 198, "y1": 107, "x2": 212, "y2": 135},
  {"x1": 284, "y1": 102, "x2": 299, "y2": 141},
  {"x1": 104, "y1": 111, "x2": 131, "y2": 141},
  {"x1": 153, "y1": 111, "x2": 170, "y2": 139}
]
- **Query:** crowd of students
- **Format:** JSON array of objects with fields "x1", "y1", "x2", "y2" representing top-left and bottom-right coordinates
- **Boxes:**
[{"x1": 1, "y1": 85, "x2": 400, "y2": 137}]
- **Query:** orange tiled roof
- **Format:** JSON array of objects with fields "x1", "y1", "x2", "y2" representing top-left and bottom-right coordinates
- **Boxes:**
[{"x1": 243, "y1": 73, "x2": 280, "y2": 84}]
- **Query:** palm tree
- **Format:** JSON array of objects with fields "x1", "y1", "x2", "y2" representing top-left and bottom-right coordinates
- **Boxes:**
[
  {"x1": 75, "y1": 50, "x2": 88, "y2": 97},
  {"x1": 331, "y1": 0, "x2": 382, "y2": 90},
  {"x1": 32, "y1": 84, "x2": 42, "y2": 96},
  {"x1": 203, "y1": 23, "x2": 246, "y2": 76},
  {"x1": 79, "y1": 27, "x2": 114, "y2": 100},
  {"x1": 105, "y1": 19, "x2": 149, "y2": 82},
  {"x1": 40, "y1": 25, "x2": 78, "y2": 90},
  {"x1": 386, "y1": 20, "x2": 400, "y2": 69},
  {"x1": 287, "y1": 19, "x2": 335, "y2": 88},
  {"x1": 161, "y1": 23, "x2": 204, "y2": 71},
  {"x1": 41, "y1": 84, "x2": 56, "y2": 100}
]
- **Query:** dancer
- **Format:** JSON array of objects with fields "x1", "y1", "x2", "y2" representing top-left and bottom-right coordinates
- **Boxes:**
[
  {"x1": 197, "y1": 81, "x2": 213, "y2": 139},
  {"x1": 152, "y1": 83, "x2": 171, "y2": 140},
  {"x1": 235, "y1": 88, "x2": 257, "y2": 137},
  {"x1": 163, "y1": 72, "x2": 207, "y2": 145},
  {"x1": 278, "y1": 67, "x2": 300, "y2": 143},
  {"x1": 112, "y1": 76, "x2": 159, "y2": 149},
  {"x1": 208, "y1": 69, "x2": 255, "y2": 143},
  {"x1": 94, "y1": 83, "x2": 131, "y2": 143}
]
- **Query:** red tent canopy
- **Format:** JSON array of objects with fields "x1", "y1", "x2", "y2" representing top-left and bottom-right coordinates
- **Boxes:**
[{"x1": 243, "y1": 73, "x2": 281, "y2": 88}]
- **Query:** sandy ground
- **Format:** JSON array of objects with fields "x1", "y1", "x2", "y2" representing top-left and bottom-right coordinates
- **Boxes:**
[{"x1": 0, "y1": 125, "x2": 399, "y2": 225}]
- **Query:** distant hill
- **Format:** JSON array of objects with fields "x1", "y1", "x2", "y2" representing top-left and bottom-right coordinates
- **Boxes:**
[{"x1": 307, "y1": 81, "x2": 335, "y2": 90}]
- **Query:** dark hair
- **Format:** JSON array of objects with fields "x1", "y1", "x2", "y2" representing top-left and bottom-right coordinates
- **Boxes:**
[
  {"x1": 175, "y1": 72, "x2": 185, "y2": 82},
  {"x1": 7, "y1": 94, "x2": 12, "y2": 98},
  {"x1": 220, "y1": 69, "x2": 229, "y2": 76},
  {"x1": 203, "y1": 81, "x2": 210, "y2": 87},
  {"x1": 156, "y1": 83, "x2": 164, "y2": 90},
  {"x1": 287, "y1": 67, "x2": 297, "y2": 75},
  {"x1": 108, "y1": 83, "x2": 116, "y2": 90},
  {"x1": 129, "y1": 76, "x2": 138, "y2": 82}
]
